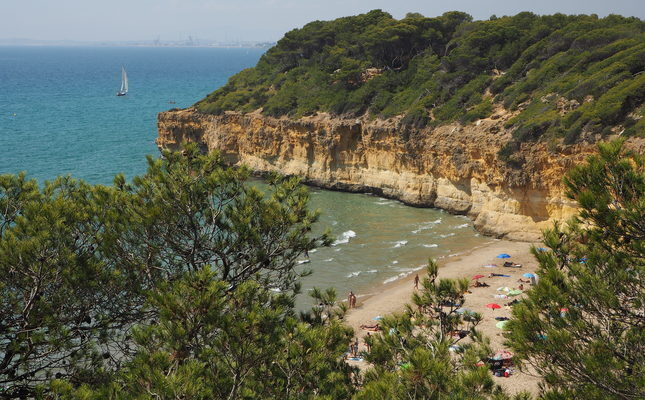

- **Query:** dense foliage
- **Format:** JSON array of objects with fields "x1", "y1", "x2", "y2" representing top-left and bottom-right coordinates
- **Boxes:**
[
  {"x1": 53, "y1": 268, "x2": 356, "y2": 399},
  {"x1": 0, "y1": 146, "x2": 331, "y2": 398},
  {"x1": 196, "y1": 10, "x2": 644, "y2": 152},
  {"x1": 3, "y1": 138, "x2": 644, "y2": 398},
  {"x1": 507, "y1": 140, "x2": 644, "y2": 399}
]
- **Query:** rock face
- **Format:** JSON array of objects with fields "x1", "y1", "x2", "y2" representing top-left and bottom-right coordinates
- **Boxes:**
[{"x1": 157, "y1": 108, "x2": 638, "y2": 241}]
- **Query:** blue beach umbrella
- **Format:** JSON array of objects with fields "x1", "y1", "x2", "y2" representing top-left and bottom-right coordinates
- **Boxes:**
[
  {"x1": 523, "y1": 273, "x2": 536, "y2": 278},
  {"x1": 496, "y1": 253, "x2": 511, "y2": 259}
]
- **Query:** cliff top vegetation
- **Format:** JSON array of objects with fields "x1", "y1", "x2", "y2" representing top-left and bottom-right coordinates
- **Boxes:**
[{"x1": 195, "y1": 10, "x2": 644, "y2": 152}]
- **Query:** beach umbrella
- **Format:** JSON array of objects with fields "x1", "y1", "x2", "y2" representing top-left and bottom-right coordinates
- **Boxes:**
[
  {"x1": 495, "y1": 320, "x2": 509, "y2": 329},
  {"x1": 372, "y1": 316, "x2": 383, "y2": 321},
  {"x1": 523, "y1": 273, "x2": 536, "y2": 278},
  {"x1": 455, "y1": 307, "x2": 472, "y2": 314},
  {"x1": 491, "y1": 350, "x2": 513, "y2": 360},
  {"x1": 536, "y1": 247, "x2": 547, "y2": 252},
  {"x1": 486, "y1": 303, "x2": 501, "y2": 309},
  {"x1": 560, "y1": 307, "x2": 569, "y2": 312},
  {"x1": 508, "y1": 289, "x2": 523, "y2": 296},
  {"x1": 472, "y1": 274, "x2": 486, "y2": 280},
  {"x1": 497, "y1": 286, "x2": 511, "y2": 292},
  {"x1": 496, "y1": 253, "x2": 511, "y2": 259}
]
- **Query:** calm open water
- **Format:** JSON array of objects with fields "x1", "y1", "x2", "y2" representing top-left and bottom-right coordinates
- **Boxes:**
[{"x1": 0, "y1": 46, "x2": 491, "y2": 307}]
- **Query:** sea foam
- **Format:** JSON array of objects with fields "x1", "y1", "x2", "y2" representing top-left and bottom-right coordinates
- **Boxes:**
[
  {"x1": 392, "y1": 240, "x2": 408, "y2": 248},
  {"x1": 332, "y1": 230, "x2": 356, "y2": 246},
  {"x1": 411, "y1": 219, "x2": 442, "y2": 233},
  {"x1": 347, "y1": 269, "x2": 378, "y2": 278},
  {"x1": 383, "y1": 265, "x2": 424, "y2": 284}
]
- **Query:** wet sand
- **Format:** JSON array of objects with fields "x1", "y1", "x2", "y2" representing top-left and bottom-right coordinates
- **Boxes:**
[{"x1": 343, "y1": 239, "x2": 542, "y2": 396}]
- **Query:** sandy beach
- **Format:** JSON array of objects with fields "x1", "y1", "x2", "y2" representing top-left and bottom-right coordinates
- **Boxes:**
[{"x1": 344, "y1": 239, "x2": 542, "y2": 396}]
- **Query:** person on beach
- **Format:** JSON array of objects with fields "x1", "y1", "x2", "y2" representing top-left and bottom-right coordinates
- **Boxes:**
[
  {"x1": 353, "y1": 338, "x2": 359, "y2": 357},
  {"x1": 360, "y1": 323, "x2": 381, "y2": 331},
  {"x1": 414, "y1": 274, "x2": 420, "y2": 289},
  {"x1": 348, "y1": 291, "x2": 356, "y2": 308}
]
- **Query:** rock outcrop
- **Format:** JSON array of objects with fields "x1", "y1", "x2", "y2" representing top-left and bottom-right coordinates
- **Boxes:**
[{"x1": 157, "y1": 108, "x2": 641, "y2": 241}]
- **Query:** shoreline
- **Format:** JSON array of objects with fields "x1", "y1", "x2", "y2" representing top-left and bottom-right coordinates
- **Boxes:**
[
  {"x1": 346, "y1": 238, "x2": 502, "y2": 306},
  {"x1": 343, "y1": 239, "x2": 542, "y2": 396}
]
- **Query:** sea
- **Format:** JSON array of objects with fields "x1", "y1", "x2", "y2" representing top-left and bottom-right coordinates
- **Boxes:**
[{"x1": 0, "y1": 46, "x2": 491, "y2": 308}]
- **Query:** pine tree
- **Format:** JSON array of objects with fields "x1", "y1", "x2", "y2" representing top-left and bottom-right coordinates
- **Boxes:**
[
  {"x1": 354, "y1": 261, "x2": 514, "y2": 399},
  {"x1": 507, "y1": 140, "x2": 644, "y2": 399},
  {"x1": 52, "y1": 266, "x2": 356, "y2": 399},
  {"x1": 0, "y1": 146, "x2": 330, "y2": 398}
]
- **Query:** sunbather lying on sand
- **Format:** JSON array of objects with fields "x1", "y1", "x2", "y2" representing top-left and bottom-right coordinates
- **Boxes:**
[
  {"x1": 360, "y1": 323, "x2": 381, "y2": 331},
  {"x1": 503, "y1": 261, "x2": 522, "y2": 268},
  {"x1": 473, "y1": 281, "x2": 490, "y2": 287}
]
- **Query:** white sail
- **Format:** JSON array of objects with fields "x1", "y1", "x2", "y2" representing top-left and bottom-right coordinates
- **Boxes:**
[
  {"x1": 120, "y1": 66, "x2": 128, "y2": 93},
  {"x1": 122, "y1": 67, "x2": 128, "y2": 92}
]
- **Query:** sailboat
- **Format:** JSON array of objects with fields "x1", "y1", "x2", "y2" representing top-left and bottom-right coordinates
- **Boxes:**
[{"x1": 116, "y1": 66, "x2": 128, "y2": 96}]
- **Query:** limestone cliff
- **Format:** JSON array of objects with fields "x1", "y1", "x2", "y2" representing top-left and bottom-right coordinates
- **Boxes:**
[{"x1": 157, "y1": 108, "x2": 642, "y2": 241}]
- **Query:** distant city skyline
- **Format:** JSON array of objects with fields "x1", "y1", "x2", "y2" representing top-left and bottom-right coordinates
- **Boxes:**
[{"x1": 2, "y1": 0, "x2": 643, "y2": 43}]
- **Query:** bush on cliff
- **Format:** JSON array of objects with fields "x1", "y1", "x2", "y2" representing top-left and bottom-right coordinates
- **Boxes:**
[{"x1": 195, "y1": 10, "x2": 644, "y2": 148}]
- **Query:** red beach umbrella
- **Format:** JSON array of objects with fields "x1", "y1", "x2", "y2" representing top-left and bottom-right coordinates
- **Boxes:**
[
  {"x1": 486, "y1": 303, "x2": 501, "y2": 309},
  {"x1": 472, "y1": 274, "x2": 486, "y2": 280}
]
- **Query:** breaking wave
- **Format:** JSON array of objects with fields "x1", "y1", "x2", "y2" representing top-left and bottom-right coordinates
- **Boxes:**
[{"x1": 332, "y1": 230, "x2": 357, "y2": 246}]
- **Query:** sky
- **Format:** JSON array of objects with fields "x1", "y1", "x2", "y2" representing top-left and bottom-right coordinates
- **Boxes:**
[{"x1": 1, "y1": 0, "x2": 643, "y2": 43}]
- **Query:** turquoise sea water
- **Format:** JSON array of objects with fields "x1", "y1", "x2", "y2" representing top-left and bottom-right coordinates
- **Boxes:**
[
  {"x1": 0, "y1": 46, "x2": 490, "y2": 307},
  {"x1": 0, "y1": 46, "x2": 263, "y2": 182}
]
